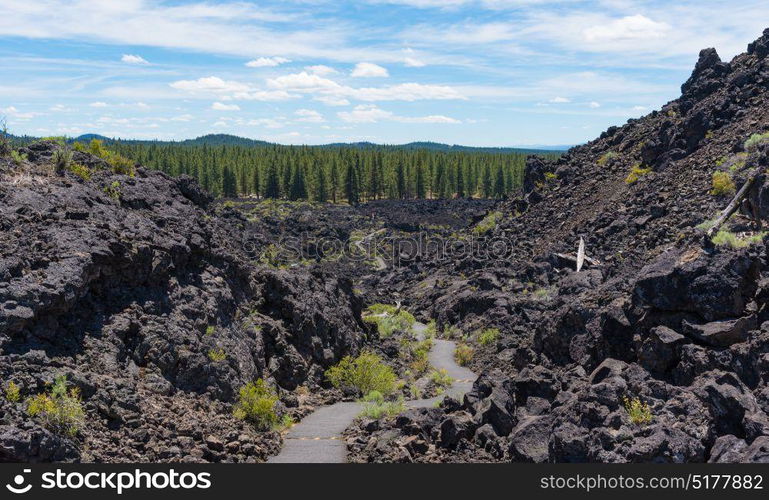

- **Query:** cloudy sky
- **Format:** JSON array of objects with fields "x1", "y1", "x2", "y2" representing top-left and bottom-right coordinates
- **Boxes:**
[{"x1": 0, "y1": 0, "x2": 767, "y2": 146}]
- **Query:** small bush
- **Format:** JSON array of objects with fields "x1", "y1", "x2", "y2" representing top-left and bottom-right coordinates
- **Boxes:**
[
  {"x1": 712, "y1": 230, "x2": 766, "y2": 249},
  {"x1": 5, "y1": 381, "x2": 20, "y2": 403},
  {"x1": 26, "y1": 375, "x2": 85, "y2": 437},
  {"x1": 430, "y1": 369, "x2": 453, "y2": 388},
  {"x1": 326, "y1": 351, "x2": 398, "y2": 396},
  {"x1": 103, "y1": 181, "x2": 121, "y2": 200},
  {"x1": 744, "y1": 132, "x2": 769, "y2": 151},
  {"x1": 476, "y1": 327, "x2": 500, "y2": 346},
  {"x1": 424, "y1": 320, "x2": 437, "y2": 338},
  {"x1": 623, "y1": 396, "x2": 652, "y2": 425},
  {"x1": 208, "y1": 348, "x2": 227, "y2": 362},
  {"x1": 710, "y1": 171, "x2": 735, "y2": 196},
  {"x1": 87, "y1": 139, "x2": 135, "y2": 176},
  {"x1": 359, "y1": 392, "x2": 406, "y2": 420},
  {"x1": 454, "y1": 344, "x2": 474, "y2": 366},
  {"x1": 363, "y1": 304, "x2": 415, "y2": 338},
  {"x1": 544, "y1": 171, "x2": 557, "y2": 181},
  {"x1": 597, "y1": 151, "x2": 618, "y2": 166},
  {"x1": 68, "y1": 163, "x2": 91, "y2": 181},
  {"x1": 233, "y1": 379, "x2": 280, "y2": 430},
  {"x1": 473, "y1": 211, "x2": 502, "y2": 235},
  {"x1": 10, "y1": 150, "x2": 27, "y2": 165},
  {"x1": 625, "y1": 164, "x2": 651, "y2": 184},
  {"x1": 205, "y1": 326, "x2": 216, "y2": 336},
  {"x1": 52, "y1": 148, "x2": 73, "y2": 172}
]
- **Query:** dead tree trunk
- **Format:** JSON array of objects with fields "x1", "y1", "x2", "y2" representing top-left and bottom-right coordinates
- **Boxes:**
[{"x1": 706, "y1": 168, "x2": 760, "y2": 238}]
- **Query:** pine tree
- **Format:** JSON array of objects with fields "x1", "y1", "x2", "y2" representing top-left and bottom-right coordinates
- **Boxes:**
[
  {"x1": 456, "y1": 162, "x2": 465, "y2": 198},
  {"x1": 481, "y1": 166, "x2": 492, "y2": 198},
  {"x1": 345, "y1": 162, "x2": 359, "y2": 205},
  {"x1": 264, "y1": 162, "x2": 280, "y2": 199},
  {"x1": 329, "y1": 159, "x2": 339, "y2": 203},
  {"x1": 289, "y1": 165, "x2": 307, "y2": 200},
  {"x1": 415, "y1": 164, "x2": 426, "y2": 199},
  {"x1": 493, "y1": 166, "x2": 505, "y2": 199},
  {"x1": 315, "y1": 164, "x2": 328, "y2": 202},
  {"x1": 222, "y1": 164, "x2": 238, "y2": 198},
  {"x1": 395, "y1": 162, "x2": 406, "y2": 199}
]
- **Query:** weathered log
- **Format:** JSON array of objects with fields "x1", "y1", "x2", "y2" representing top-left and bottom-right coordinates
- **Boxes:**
[
  {"x1": 576, "y1": 237, "x2": 585, "y2": 272},
  {"x1": 553, "y1": 252, "x2": 600, "y2": 269},
  {"x1": 706, "y1": 168, "x2": 760, "y2": 238}
]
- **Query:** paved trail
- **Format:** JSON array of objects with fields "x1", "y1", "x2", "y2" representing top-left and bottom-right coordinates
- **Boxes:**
[{"x1": 267, "y1": 322, "x2": 477, "y2": 463}]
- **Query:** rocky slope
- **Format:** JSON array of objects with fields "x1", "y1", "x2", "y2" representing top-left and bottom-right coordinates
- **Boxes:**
[
  {"x1": 0, "y1": 143, "x2": 369, "y2": 462},
  {"x1": 347, "y1": 29, "x2": 769, "y2": 463}
]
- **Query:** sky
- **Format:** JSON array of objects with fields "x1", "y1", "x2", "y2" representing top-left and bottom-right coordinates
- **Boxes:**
[{"x1": 0, "y1": 1, "x2": 767, "y2": 147}]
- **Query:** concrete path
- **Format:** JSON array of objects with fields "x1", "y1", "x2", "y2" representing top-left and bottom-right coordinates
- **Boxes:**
[{"x1": 267, "y1": 321, "x2": 477, "y2": 463}]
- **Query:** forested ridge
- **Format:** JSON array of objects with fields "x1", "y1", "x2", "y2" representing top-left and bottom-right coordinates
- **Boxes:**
[{"x1": 108, "y1": 140, "x2": 560, "y2": 202}]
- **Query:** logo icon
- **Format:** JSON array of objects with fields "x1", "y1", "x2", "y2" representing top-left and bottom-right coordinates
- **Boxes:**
[{"x1": 6, "y1": 469, "x2": 32, "y2": 494}]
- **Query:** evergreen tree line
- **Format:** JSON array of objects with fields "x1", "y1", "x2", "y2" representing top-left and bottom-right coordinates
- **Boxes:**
[{"x1": 110, "y1": 142, "x2": 559, "y2": 204}]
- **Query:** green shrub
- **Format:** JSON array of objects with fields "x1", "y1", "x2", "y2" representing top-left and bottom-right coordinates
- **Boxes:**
[
  {"x1": 68, "y1": 163, "x2": 91, "y2": 181},
  {"x1": 10, "y1": 150, "x2": 27, "y2": 165},
  {"x1": 326, "y1": 351, "x2": 397, "y2": 396},
  {"x1": 476, "y1": 327, "x2": 500, "y2": 346},
  {"x1": 407, "y1": 338, "x2": 433, "y2": 376},
  {"x1": 625, "y1": 164, "x2": 651, "y2": 184},
  {"x1": 473, "y1": 211, "x2": 502, "y2": 235},
  {"x1": 26, "y1": 375, "x2": 85, "y2": 437},
  {"x1": 359, "y1": 393, "x2": 406, "y2": 420},
  {"x1": 623, "y1": 396, "x2": 652, "y2": 425},
  {"x1": 5, "y1": 381, "x2": 20, "y2": 403},
  {"x1": 103, "y1": 181, "x2": 121, "y2": 200},
  {"x1": 712, "y1": 230, "x2": 766, "y2": 249},
  {"x1": 544, "y1": 171, "x2": 557, "y2": 181},
  {"x1": 454, "y1": 344, "x2": 474, "y2": 366},
  {"x1": 744, "y1": 132, "x2": 769, "y2": 151},
  {"x1": 424, "y1": 320, "x2": 437, "y2": 338},
  {"x1": 597, "y1": 151, "x2": 618, "y2": 166},
  {"x1": 430, "y1": 369, "x2": 453, "y2": 388},
  {"x1": 710, "y1": 171, "x2": 735, "y2": 196},
  {"x1": 41, "y1": 136, "x2": 67, "y2": 146},
  {"x1": 52, "y1": 148, "x2": 73, "y2": 172},
  {"x1": 233, "y1": 379, "x2": 280, "y2": 430},
  {"x1": 87, "y1": 139, "x2": 135, "y2": 176},
  {"x1": 363, "y1": 304, "x2": 415, "y2": 338},
  {"x1": 205, "y1": 326, "x2": 216, "y2": 336},
  {"x1": 208, "y1": 348, "x2": 227, "y2": 362}
]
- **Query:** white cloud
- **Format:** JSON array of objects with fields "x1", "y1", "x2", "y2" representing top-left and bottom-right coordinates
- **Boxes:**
[
  {"x1": 170, "y1": 76, "x2": 250, "y2": 94},
  {"x1": 231, "y1": 90, "x2": 298, "y2": 101},
  {"x1": 89, "y1": 101, "x2": 108, "y2": 107},
  {"x1": 583, "y1": 15, "x2": 670, "y2": 43},
  {"x1": 245, "y1": 56, "x2": 291, "y2": 67},
  {"x1": 1, "y1": 106, "x2": 42, "y2": 119},
  {"x1": 121, "y1": 54, "x2": 149, "y2": 65},
  {"x1": 268, "y1": 71, "x2": 341, "y2": 90},
  {"x1": 337, "y1": 104, "x2": 459, "y2": 124},
  {"x1": 348, "y1": 83, "x2": 465, "y2": 101},
  {"x1": 632, "y1": 105, "x2": 647, "y2": 111},
  {"x1": 404, "y1": 57, "x2": 425, "y2": 67},
  {"x1": 588, "y1": 101, "x2": 601, "y2": 108},
  {"x1": 549, "y1": 96, "x2": 570, "y2": 103},
  {"x1": 247, "y1": 118, "x2": 285, "y2": 129},
  {"x1": 305, "y1": 65, "x2": 338, "y2": 75},
  {"x1": 351, "y1": 62, "x2": 389, "y2": 78},
  {"x1": 211, "y1": 101, "x2": 241, "y2": 111},
  {"x1": 314, "y1": 95, "x2": 350, "y2": 106},
  {"x1": 294, "y1": 108, "x2": 325, "y2": 123}
]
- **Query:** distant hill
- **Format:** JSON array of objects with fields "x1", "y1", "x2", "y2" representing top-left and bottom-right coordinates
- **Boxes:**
[{"x1": 69, "y1": 133, "x2": 569, "y2": 153}]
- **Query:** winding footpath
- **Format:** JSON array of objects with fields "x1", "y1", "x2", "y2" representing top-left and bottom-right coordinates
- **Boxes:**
[{"x1": 267, "y1": 322, "x2": 477, "y2": 463}]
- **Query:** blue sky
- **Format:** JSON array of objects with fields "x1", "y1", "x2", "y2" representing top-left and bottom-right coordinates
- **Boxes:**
[{"x1": 0, "y1": 0, "x2": 767, "y2": 146}]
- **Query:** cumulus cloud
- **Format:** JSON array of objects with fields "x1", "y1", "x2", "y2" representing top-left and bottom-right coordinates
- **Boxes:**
[
  {"x1": 245, "y1": 56, "x2": 291, "y2": 67},
  {"x1": 170, "y1": 76, "x2": 250, "y2": 93},
  {"x1": 211, "y1": 101, "x2": 241, "y2": 111},
  {"x1": 314, "y1": 95, "x2": 350, "y2": 106},
  {"x1": 549, "y1": 96, "x2": 570, "y2": 103},
  {"x1": 294, "y1": 108, "x2": 325, "y2": 123},
  {"x1": 588, "y1": 101, "x2": 600, "y2": 108},
  {"x1": 268, "y1": 71, "x2": 341, "y2": 90},
  {"x1": 305, "y1": 65, "x2": 338, "y2": 75},
  {"x1": 121, "y1": 54, "x2": 149, "y2": 65},
  {"x1": 337, "y1": 104, "x2": 460, "y2": 124},
  {"x1": 404, "y1": 57, "x2": 425, "y2": 67},
  {"x1": 351, "y1": 62, "x2": 389, "y2": 78},
  {"x1": 583, "y1": 15, "x2": 669, "y2": 43},
  {"x1": 89, "y1": 101, "x2": 108, "y2": 107}
]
